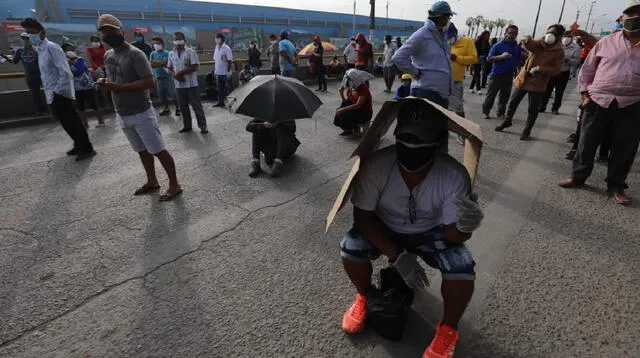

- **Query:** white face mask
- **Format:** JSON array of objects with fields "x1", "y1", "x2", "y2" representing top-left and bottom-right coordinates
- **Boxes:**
[
  {"x1": 65, "y1": 51, "x2": 77, "y2": 59},
  {"x1": 544, "y1": 33, "x2": 556, "y2": 45},
  {"x1": 350, "y1": 41, "x2": 356, "y2": 45},
  {"x1": 174, "y1": 40, "x2": 185, "y2": 46},
  {"x1": 215, "y1": 38, "x2": 221, "y2": 45},
  {"x1": 91, "y1": 41, "x2": 101, "y2": 48},
  {"x1": 561, "y1": 37, "x2": 572, "y2": 46},
  {"x1": 270, "y1": 40, "x2": 276, "y2": 45},
  {"x1": 153, "y1": 44, "x2": 163, "y2": 51}
]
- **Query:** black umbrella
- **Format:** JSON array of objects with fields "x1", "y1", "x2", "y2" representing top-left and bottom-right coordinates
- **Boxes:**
[{"x1": 229, "y1": 75, "x2": 323, "y2": 123}]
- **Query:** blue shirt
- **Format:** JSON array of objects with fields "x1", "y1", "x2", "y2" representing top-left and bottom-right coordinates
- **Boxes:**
[
  {"x1": 13, "y1": 46, "x2": 40, "y2": 82},
  {"x1": 488, "y1": 40, "x2": 521, "y2": 76},
  {"x1": 391, "y1": 20, "x2": 452, "y2": 99},
  {"x1": 149, "y1": 50, "x2": 169, "y2": 78},
  {"x1": 69, "y1": 57, "x2": 93, "y2": 91},
  {"x1": 394, "y1": 85, "x2": 411, "y2": 99},
  {"x1": 278, "y1": 39, "x2": 296, "y2": 72}
]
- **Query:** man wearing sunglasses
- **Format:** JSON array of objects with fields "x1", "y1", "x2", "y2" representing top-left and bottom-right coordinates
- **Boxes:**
[{"x1": 339, "y1": 100, "x2": 484, "y2": 358}]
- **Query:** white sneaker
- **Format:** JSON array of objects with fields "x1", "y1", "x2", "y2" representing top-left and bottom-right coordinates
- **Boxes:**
[
  {"x1": 469, "y1": 89, "x2": 475, "y2": 94},
  {"x1": 477, "y1": 90, "x2": 483, "y2": 95}
]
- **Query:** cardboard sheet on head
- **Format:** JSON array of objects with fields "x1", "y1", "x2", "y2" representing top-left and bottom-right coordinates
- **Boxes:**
[{"x1": 325, "y1": 97, "x2": 484, "y2": 233}]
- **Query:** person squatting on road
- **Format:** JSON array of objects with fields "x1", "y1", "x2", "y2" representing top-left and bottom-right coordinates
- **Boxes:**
[
  {"x1": 247, "y1": 119, "x2": 300, "y2": 178},
  {"x1": 97, "y1": 14, "x2": 182, "y2": 201},
  {"x1": 482, "y1": 25, "x2": 521, "y2": 120},
  {"x1": 20, "y1": 18, "x2": 95, "y2": 161},
  {"x1": 494, "y1": 24, "x2": 565, "y2": 140},
  {"x1": 334, "y1": 69, "x2": 373, "y2": 137},
  {"x1": 559, "y1": 0, "x2": 640, "y2": 206},
  {"x1": 538, "y1": 33, "x2": 582, "y2": 114},
  {"x1": 340, "y1": 100, "x2": 484, "y2": 358},
  {"x1": 66, "y1": 50, "x2": 105, "y2": 128}
]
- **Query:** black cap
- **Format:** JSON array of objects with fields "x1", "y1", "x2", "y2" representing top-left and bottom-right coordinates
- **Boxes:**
[{"x1": 394, "y1": 100, "x2": 448, "y2": 143}]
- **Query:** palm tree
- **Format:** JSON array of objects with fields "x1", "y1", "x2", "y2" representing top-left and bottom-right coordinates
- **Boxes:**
[
  {"x1": 474, "y1": 15, "x2": 486, "y2": 39},
  {"x1": 465, "y1": 17, "x2": 474, "y2": 36},
  {"x1": 486, "y1": 20, "x2": 495, "y2": 37},
  {"x1": 494, "y1": 18, "x2": 507, "y2": 38}
]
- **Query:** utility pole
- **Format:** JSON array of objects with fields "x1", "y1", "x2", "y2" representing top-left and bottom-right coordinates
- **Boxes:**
[
  {"x1": 575, "y1": 10, "x2": 580, "y2": 25},
  {"x1": 157, "y1": 0, "x2": 166, "y2": 34},
  {"x1": 558, "y1": 0, "x2": 566, "y2": 23},
  {"x1": 532, "y1": 0, "x2": 542, "y2": 38},
  {"x1": 590, "y1": 22, "x2": 595, "y2": 33},
  {"x1": 353, "y1": 0, "x2": 356, "y2": 36},
  {"x1": 386, "y1": 0, "x2": 389, "y2": 30},
  {"x1": 369, "y1": 0, "x2": 376, "y2": 42},
  {"x1": 585, "y1": 1, "x2": 596, "y2": 30}
]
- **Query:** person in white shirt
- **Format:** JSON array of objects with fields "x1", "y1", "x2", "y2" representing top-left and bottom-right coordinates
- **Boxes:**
[
  {"x1": 167, "y1": 32, "x2": 208, "y2": 134},
  {"x1": 382, "y1": 34, "x2": 398, "y2": 93},
  {"x1": 212, "y1": 33, "x2": 233, "y2": 108},
  {"x1": 339, "y1": 100, "x2": 484, "y2": 358},
  {"x1": 343, "y1": 37, "x2": 356, "y2": 69},
  {"x1": 20, "y1": 17, "x2": 95, "y2": 161}
]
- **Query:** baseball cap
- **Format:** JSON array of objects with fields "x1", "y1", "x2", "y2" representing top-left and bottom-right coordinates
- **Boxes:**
[
  {"x1": 401, "y1": 73, "x2": 412, "y2": 80},
  {"x1": 428, "y1": 1, "x2": 456, "y2": 17},
  {"x1": 280, "y1": 30, "x2": 289, "y2": 38},
  {"x1": 624, "y1": 0, "x2": 640, "y2": 13},
  {"x1": 19, "y1": 32, "x2": 29, "y2": 38},
  {"x1": 97, "y1": 14, "x2": 123, "y2": 30},
  {"x1": 394, "y1": 100, "x2": 448, "y2": 143}
]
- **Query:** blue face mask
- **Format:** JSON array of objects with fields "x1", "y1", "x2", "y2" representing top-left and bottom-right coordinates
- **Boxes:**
[
  {"x1": 27, "y1": 33, "x2": 42, "y2": 46},
  {"x1": 135, "y1": 36, "x2": 143, "y2": 42}
]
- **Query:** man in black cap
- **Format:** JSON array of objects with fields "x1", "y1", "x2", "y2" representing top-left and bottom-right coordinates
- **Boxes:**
[{"x1": 339, "y1": 99, "x2": 484, "y2": 358}]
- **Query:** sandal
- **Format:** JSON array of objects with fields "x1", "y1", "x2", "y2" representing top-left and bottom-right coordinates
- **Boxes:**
[
  {"x1": 134, "y1": 184, "x2": 161, "y2": 196},
  {"x1": 159, "y1": 187, "x2": 183, "y2": 202}
]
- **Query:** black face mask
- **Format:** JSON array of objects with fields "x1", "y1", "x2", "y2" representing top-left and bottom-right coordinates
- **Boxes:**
[
  {"x1": 396, "y1": 140, "x2": 437, "y2": 173},
  {"x1": 623, "y1": 17, "x2": 640, "y2": 32},
  {"x1": 102, "y1": 34, "x2": 125, "y2": 48}
]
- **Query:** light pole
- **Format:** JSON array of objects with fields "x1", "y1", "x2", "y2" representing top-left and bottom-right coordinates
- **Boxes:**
[
  {"x1": 386, "y1": 0, "x2": 389, "y2": 30},
  {"x1": 532, "y1": 0, "x2": 543, "y2": 38},
  {"x1": 558, "y1": 0, "x2": 566, "y2": 23},
  {"x1": 585, "y1": 1, "x2": 596, "y2": 30},
  {"x1": 369, "y1": 0, "x2": 375, "y2": 42},
  {"x1": 353, "y1": 0, "x2": 356, "y2": 37}
]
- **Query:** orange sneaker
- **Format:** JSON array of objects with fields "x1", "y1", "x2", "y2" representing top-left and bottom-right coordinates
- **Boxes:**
[
  {"x1": 423, "y1": 322, "x2": 459, "y2": 358},
  {"x1": 342, "y1": 293, "x2": 367, "y2": 334}
]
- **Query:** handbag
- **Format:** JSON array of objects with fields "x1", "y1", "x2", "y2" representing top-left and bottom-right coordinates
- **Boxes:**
[{"x1": 366, "y1": 266, "x2": 415, "y2": 341}]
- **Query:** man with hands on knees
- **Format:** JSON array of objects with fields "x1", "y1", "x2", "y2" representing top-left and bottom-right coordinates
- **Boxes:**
[{"x1": 339, "y1": 100, "x2": 484, "y2": 358}]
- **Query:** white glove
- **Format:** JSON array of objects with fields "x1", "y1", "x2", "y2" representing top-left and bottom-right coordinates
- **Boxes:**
[
  {"x1": 392, "y1": 251, "x2": 429, "y2": 290},
  {"x1": 455, "y1": 194, "x2": 484, "y2": 233},
  {"x1": 529, "y1": 65, "x2": 541, "y2": 75},
  {"x1": 501, "y1": 52, "x2": 512, "y2": 59}
]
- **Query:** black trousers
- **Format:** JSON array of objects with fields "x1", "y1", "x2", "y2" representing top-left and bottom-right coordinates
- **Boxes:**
[
  {"x1": 50, "y1": 94, "x2": 93, "y2": 152},
  {"x1": 481, "y1": 61, "x2": 491, "y2": 88},
  {"x1": 469, "y1": 63, "x2": 482, "y2": 91},
  {"x1": 572, "y1": 100, "x2": 640, "y2": 190},
  {"x1": 540, "y1": 70, "x2": 571, "y2": 112},
  {"x1": 482, "y1": 73, "x2": 513, "y2": 116},
  {"x1": 26, "y1": 78, "x2": 46, "y2": 113},
  {"x1": 315, "y1": 65, "x2": 327, "y2": 91},
  {"x1": 383, "y1": 66, "x2": 397, "y2": 90},
  {"x1": 506, "y1": 87, "x2": 544, "y2": 123}
]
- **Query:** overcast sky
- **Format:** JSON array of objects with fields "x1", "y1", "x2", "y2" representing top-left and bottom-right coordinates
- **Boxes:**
[{"x1": 206, "y1": 0, "x2": 623, "y2": 36}]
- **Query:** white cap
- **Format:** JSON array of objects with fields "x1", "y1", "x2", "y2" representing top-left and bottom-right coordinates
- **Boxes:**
[
  {"x1": 624, "y1": 0, "x2": 640, "y2": 13},
  {"x1": 20, "y1": 32, "x2": 28, "y2": 38}
]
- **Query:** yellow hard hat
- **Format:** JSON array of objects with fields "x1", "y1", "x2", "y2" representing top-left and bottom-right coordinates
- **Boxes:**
[{"x1": 401, "y1": 74, "x2": 412, "y2": 80}]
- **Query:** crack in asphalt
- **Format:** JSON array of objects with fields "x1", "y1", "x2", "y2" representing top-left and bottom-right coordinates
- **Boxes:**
[{"x1": 0, "y1": 170, "x2": 348, "y2": 349}]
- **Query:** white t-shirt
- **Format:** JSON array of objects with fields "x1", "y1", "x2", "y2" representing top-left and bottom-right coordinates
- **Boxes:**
[
  {"x1": 351, "y1": 145, "x2": 471, "y2": 234},
  {"x1": 213, "y1": 43, "x2": 233, "y2": 75},
  {"x1": 167, "y1": 47, "x2": 199, "y2": 89}
]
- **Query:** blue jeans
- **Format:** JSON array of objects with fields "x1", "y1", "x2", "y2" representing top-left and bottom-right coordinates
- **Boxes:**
[
  {"x1": 340, "y1": 225, "x2": 476, "y2": 280},
  {"x1": 216, "y1": 75, "x2": 228, "y2": 105},
  {"x1": 281, "y1": 68, "x2": 295, "y2": 77}
]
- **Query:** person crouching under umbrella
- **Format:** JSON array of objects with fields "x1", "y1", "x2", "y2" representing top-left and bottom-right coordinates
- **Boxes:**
[
  {"x1": 247, "y1": 119, "x2": 300, "y2": 178},
  {"x1": 334, "y1": 69, "x2": 373, "y2": 136}
]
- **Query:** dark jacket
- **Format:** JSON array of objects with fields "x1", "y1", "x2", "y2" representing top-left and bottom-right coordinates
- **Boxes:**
[{"x1": 248, "y1": 47, "x2": 262, "y2": 68}]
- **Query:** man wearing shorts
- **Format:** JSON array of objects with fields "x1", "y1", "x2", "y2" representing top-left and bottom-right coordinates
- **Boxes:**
[
  {"x1": 150, "y1": 37, "x2": 180, "y2": 117},
  {"x1": 97, "y1": 14, "x2": 182, "y2": 201},
  {"x1": 339, "y1": 100, "x2": 484, "y2": 358}
]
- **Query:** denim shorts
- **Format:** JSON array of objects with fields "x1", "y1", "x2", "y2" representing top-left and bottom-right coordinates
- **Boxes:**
[{"x1": 340, "y1": 225, "x2": 476, "y2": 280}]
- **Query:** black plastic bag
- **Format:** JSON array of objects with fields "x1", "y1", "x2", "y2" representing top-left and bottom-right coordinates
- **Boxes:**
[{"x1": 366, "y1": 266, "x2": 414, "y2": 341}]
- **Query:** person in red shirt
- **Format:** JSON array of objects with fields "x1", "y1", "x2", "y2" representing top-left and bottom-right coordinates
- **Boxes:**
[
  {"x1": 354, "y1": 33, "x2": 373, "y2": 72},
  {"x1": 85, "y1": 36, "x2": 108, "y2": 108},
  {"x1": 334, "y1": 69, "x2": 373, "y2": 136}
]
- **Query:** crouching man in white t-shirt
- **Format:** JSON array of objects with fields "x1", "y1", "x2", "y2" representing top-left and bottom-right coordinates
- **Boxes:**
[{"x1": 340, "y1": 100, "x2": 484, "y2": 358}]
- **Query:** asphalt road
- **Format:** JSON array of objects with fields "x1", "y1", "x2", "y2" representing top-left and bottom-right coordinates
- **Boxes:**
[{"x1": 1, "y1": 77, "x2": 639, "y2": 357}]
